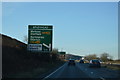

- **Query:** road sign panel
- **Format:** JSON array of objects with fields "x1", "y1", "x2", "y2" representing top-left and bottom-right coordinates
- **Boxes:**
[{"x1": 28, "y1": 25, "x2": 53, "y2": 52}]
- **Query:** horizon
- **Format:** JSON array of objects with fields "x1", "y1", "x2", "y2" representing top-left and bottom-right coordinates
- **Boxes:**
[{"x1": 1, "y1": 32, "x2": 118, "y2": 60}]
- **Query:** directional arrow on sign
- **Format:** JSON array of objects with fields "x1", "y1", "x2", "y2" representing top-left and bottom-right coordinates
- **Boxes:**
[{"x1": 43, "y1": 43, "x2": 51, "y2": 51}]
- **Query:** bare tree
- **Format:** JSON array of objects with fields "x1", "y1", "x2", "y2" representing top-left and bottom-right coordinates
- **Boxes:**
[
  {"x1": 100, "y1": 53, "x2": 112, "y2": 62},
  {"x1": 51, "y1": 48, "x2": 59, "y2": 61},
  {"x1": 51, "y1": 48, "x2": 58, "y2": 54},
  {"x1": 23, "y1": 35, "x2": 28, "y2": 43},
  {"x1": 84, "y1": 54, "x2": 98, "y2": 61}
]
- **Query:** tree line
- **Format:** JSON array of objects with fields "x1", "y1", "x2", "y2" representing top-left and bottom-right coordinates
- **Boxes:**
[{"x1": 84, "y1": 53, "x2": 113, "y2": 62}]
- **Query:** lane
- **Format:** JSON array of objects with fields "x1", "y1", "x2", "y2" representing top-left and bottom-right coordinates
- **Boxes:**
[
  {"x1": 43, "y1": 62, "x2": 120, "y2": 80},
  {"x1": 43, "y1": 62, "x2": 92, "y2": 79},
  {"x1": 59, "y1": 64, "x2": 90, "y2": 78},
  {"x1": 76, "y1": 63, "x2": 120, "y2": 80}
]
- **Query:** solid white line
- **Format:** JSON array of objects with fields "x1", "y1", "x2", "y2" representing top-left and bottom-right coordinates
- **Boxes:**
[
  {"x1": 100, "y1": 77, "x2": 106, "y2": 80},
  {"x1": 43, "y1": 63, "x2": 66, "y2": 79}
]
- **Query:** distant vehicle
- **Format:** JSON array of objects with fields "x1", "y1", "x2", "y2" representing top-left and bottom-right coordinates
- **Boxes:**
[
  {"x1": 99, "y1": 60, "x2": 104, "y2": 64},
  {"x1": 68, "y1": 59, "x2": 75, "y2": 66},
  {"x1": 89, "y1": 59, "x2": 101, "y2": 68},
  {"x1": 79, "y1": 60, "x2": 84, "y2": 63}
]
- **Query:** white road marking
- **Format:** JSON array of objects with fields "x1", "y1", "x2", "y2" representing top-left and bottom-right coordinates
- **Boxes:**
[
  {"x1": 100, "y1": 77, "x2": 106, "y2": 80},
  {"x1": 43, "y1": 63, "x2": 66, "y2": 79},
  {"x1": 91, "y1": 72, "x2": 93, "y2": 74}
]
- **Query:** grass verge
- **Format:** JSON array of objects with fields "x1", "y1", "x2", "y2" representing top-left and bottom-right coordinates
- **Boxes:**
[{"x1": 101, "y1": 63, "x2": 120, "y2": 71}]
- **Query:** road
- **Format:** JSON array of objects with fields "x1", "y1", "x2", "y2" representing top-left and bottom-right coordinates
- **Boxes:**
[{"x1": 42, "y1": 62, "x2": 120, "y2": 80}]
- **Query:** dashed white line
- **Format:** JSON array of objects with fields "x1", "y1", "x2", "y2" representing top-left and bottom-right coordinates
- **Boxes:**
[
  {"x1": 91, "y1": 72, "x2": 93, "y2": 74},
  {"x1": 85, "y1": 69, "x2": 87, "y2": 71}
]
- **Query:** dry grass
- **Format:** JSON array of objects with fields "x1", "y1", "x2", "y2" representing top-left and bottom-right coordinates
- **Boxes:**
[
  {"x1": 101, "y1": 63, "x2": 120, "y2": 71},
  {"x1": 107, "y1": 65, "x2": 120, "y2": 70}
]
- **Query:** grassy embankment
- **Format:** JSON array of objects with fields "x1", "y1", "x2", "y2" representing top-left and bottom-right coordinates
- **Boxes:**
[{"x1": 2, "y1": 34, "x2": 65, "y2": 78}]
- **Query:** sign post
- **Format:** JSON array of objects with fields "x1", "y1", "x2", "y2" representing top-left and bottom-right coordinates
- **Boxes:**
[{"x1": 28, "y1": 25, "x2": 53, "y2": 52}]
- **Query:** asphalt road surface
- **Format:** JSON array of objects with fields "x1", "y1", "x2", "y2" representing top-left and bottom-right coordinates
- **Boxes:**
[{"x1": 42, "y1": 62, "x2": 120, "y2": 80}]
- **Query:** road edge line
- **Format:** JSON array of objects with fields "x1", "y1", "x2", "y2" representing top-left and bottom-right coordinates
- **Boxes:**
[
  {"x1": 99, "y1": 77, "x2": 106, "y2": 80},
  {"x1": 42, "y1": 63, "x2": 66, "y2": 79}
]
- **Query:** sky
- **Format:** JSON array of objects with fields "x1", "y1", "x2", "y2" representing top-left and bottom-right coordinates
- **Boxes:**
[
  {"x1": 1, "y1": 0, "x2": 120, "y2": 2},
  {"x1": 2, "y1": 2, "x2": 118, "y2": 59}
]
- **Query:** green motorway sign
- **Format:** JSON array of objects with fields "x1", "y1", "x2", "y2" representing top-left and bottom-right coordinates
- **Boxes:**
[
  {"x1": 59, "y1": 52, "x2": 66, "y2": 55},
  {"x1": 28, "y1": 25, "x2": 53, "y2": 52}
]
